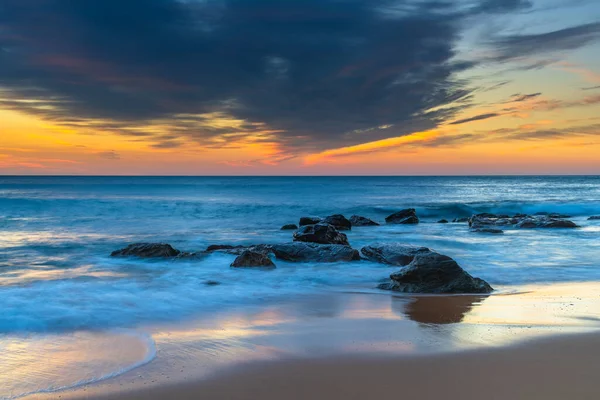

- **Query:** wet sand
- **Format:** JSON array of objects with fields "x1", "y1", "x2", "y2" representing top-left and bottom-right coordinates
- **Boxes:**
[
  {"x1": 24, "y1": 282, "x2": 600, "y2": 400},
  {"x1": 83, "y1": 332, "x2": 600, "y2": 400}
]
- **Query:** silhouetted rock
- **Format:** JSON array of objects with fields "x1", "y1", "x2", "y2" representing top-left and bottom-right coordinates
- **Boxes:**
[
  {"x1": 385, "y1": 208, "x2": 419, "y2": 224},
  {"x1": 377, "y1": 250, "x2": 493, "y2": 294},
  {"x1": 589, "y1": 216, "x2": 600, "y2": 220},
  {"x1": 293, "y1": 223, "x2": 350, "y2": 245},
  {"x1": 350, "y1": 215, "x2": 380, "y2": 226},
  {"x1": 231, "y1": 250, "x2": 275, "y2": 268},
  {"x1": 281, "y1": 224, "x2": 299, "y2": 230},
  {"x1": 267, "y1": 243, "x2": 361, "y2": 263},
  {"x1": 111, "y1": 243, "x2": 181, "y2": 258},
  {"x1": 438, "y1": 219, "x2": 449, "y2": 224},
  {"x1": 299, "y1": 216, "x2": 322, "y2": 226},
  {"x1": 323, "y1": 214, "x2": 352, "y2": 230}
]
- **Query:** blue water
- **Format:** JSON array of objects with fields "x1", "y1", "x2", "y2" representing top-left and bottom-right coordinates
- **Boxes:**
[{"x1": 1, "y1": 176, "x2": 600, "y2": 335}]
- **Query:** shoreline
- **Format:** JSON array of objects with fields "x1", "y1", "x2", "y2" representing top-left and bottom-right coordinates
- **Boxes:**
[
  {"x1": 22, "y1": 281, "x2": 600, "y2": 400},
  {"x1": 29, "y1": 332, "x2": 600, "y2": 400}
]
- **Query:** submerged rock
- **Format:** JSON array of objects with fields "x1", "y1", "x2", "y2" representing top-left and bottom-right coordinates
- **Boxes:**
[
  {"x1": 204, "y1": 280, "x2": 221, "y2": 286},
  {"x1": 267, "y1": 242, "x2": 360, "y2": 263},
  {"x1": 281, "y1": 224, "x2": 299, "y2": 230},
  {"x1": 453, "y1": 217, "x2": 470, "y2": 223},
  {"x1": 438, "y1": 219, "x2": 449, "y2": 224},
  {"x1": 293, "y1": 223, "x2": 350, "y2": 245},
  {"x1": 589, "y1": 216, "x2": 600, "y2": 220},
  {"x1": 350, "y1": 215, "x2": 380, "y2": 226},
  {"x1": 323, "y1": 214, "x2": 352, "y2": 230},
  {"x1": 231, "y1": 250, "x2": 275, "y2": 268},
  {"x1": 470, "y1": 213, "x2": 579, "y2": 230},
  {"x1": 385, "y1": 208, "x2": 419, "y2": 224},
  {"x1": 205, "y1": 244, "x2": 248, "y2": 255},
  {"x1": 299, "y1": 216, "x2": 322, "y2": 226},
  {"x1": 471, "y1": 228, "x2": 504, "y2": 234},
  {"x1": 111, "y1": 243, "x2": 181, "y2": 258},
  {"x1": 361, "y1": 243, "x2": 430, "y2": 266}
]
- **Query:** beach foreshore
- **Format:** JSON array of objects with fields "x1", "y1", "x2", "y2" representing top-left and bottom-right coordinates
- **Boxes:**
[
  {"x1": 70, "y1": 332, "x2": 600, "y2": 400},
  {"x1": 24, "y1": 282, "x2": 600, "y2": 400}
]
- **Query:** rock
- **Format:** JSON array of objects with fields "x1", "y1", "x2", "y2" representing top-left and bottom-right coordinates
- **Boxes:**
[
  {"x1": 281, "y1": 224, "x2": 299, "y2": 230},
  {"x1": 589, "y1": 216, "x2": 600, "y2": 220},
  {"x1": 472, "y1": 228, "x2": 504, "y2": 234},
  {"x1": 206, "y1": 244, "x2": 245, "y2": 252},
  {"x1": 377, "y1": 250, "x2": 493, "y2": 294},
  {"x1": 438, "y1": 219, "x2": 449, "y2": 224},
  {"x1": 453, "y1": 217, "x2": 470, "y2": 223},
  {"x1": 385, "y1": 208, "x2": 419, "y2": 224},
  {"x1": 361, "y1": 243, "x2": 431, "y2": 266},
  {"x1": 204, "y1": 280, "x2": 221, "y2": 286},
  {"x1": 267, "y1": 243, "x2": 360, "y2": 263},
  {"x1": 323, "y1": 214, "x2": 352, "y2": 230},
  {"x1": 293, "y1": 223, "x2": 350, "y2": 245},
  {"x1": 231, "y1": 250, "x2": 275, "y2": 268},
  {"x1": 349, "y1": 215, "x2": 380, "y2": 226},
  {"x1": 470, "y1": 213, "x2": 578, "y2": 230},
  {"x1": 111, "y1": 243, "x2": 181, "y2": 258},
  {"x1": 299, "y1": 216, "x2": 322, "y2": 226}
]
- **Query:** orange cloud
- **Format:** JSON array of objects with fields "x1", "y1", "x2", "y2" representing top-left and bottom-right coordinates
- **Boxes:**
[{"x1": 303, "y1": 130, "x2": 439, "y2": 165}]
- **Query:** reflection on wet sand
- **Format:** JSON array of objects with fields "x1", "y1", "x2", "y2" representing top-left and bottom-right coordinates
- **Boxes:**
[{"x1": 395, "y1": 295, "x2": 488, "y2": 325}]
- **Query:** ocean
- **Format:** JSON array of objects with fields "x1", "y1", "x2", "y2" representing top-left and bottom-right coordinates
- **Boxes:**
[{"x1": 1, "y1": 175, "x2": 600, "y2": 397}]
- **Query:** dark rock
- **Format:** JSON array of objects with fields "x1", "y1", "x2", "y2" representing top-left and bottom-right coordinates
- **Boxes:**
[
  {"x1": 472, "y1": 228, "x2": 504, "y2": 234},
  {"x1": 385, "y1": 208, "x2": 419, "y2": 224},
  {"x1": 231, "y1": 250, "x2": 275, "y2": 268},
  {"x1": 470, "y1": 213, "x2": 579, "y2": 229},
  {"x1": 350, "y1": 215, "x2": 380, "y2": 226},
  {"x1": 452, "y1": 217, "x2": 470, "y2": 223},
  {"x1": 299, "y1": 216, "x2": 322, "y2": 226},
  {"x1": 281, "y1": 224, "x2": 299, "y2": 230},
  {"x1": 589, "y1": 216, "x2": 600, "y2": 220},
  {"x1": 361, "y1": 243, "x2": 431, "y2": 266},
  {"x1": 377, "y1": 250, "x2": 493, "y2": 294},
  {"x1": 204, "y1": 280, "x2": 221, "y2": 286},
  {"x1": 438, "y1": 219, "x2": 449, "y2": 224},
  {"x1": 206, "y1": 244, "x2": 245, "y2": 252},
  {"x1": 111, "y1": 243, "x2": 181, "y2": 258},
  {"x1": 267, "y1": 242, "x2": 361, "y2": 263},
  {"x1": 323, "y1": 214, "x2": 352, "y2": 230},
  {"x1": 293, "y1": 223, "x2": 349, "y2": 245}
]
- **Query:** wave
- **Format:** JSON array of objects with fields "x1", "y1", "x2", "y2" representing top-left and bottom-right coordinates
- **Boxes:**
[{"x1": 2, "y1": 330, "x2": 156, "y2": 399}]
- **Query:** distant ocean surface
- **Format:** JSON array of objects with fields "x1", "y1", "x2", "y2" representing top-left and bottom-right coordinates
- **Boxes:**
[
  {"x1": 1, "y1": 175, "x2": 600, "y2": 398},
  {"x1": 1, "y1": 175, "x2": 600, "y2": 334}
]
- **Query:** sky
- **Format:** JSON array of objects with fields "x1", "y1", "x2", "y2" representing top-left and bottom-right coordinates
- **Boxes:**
[{"x1": 1, "y1": 0, "x2": 599, "y2": 175}]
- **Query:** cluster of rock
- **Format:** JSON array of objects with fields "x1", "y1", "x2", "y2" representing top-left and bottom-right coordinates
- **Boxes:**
[
  {"x1": 468, "y1": 212, "x2": 578, "y2": 234},
  {"x1": 110, "y1": 209, "x2": 492, "y2": 294},
  {"x1": 109, "y1": 207, "x2": 598, "y2": 294}
]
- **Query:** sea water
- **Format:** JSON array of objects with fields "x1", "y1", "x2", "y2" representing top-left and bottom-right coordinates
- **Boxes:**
[{"x1": 1, "y1": 176, "x2": 599, "y2": 397}]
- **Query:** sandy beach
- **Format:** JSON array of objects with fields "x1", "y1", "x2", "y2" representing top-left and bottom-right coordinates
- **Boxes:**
[
  {"x1": 24, "y1": 282, "x2": 600, "y2": 400},
  {"x1": 79, "y1": 332, "x2": 600, "y2": 400}
]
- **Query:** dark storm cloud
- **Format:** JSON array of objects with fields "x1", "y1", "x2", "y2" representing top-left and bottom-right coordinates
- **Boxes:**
[
  {"x1": 490, "y1": 22, "x2": 600, "y2": 61},
  {"x1": 0, "y1": 0, "x2": 540, "y2": 151},
  {"x1": 449, "y1": 112, "x2": 500, "y2": 125}
]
